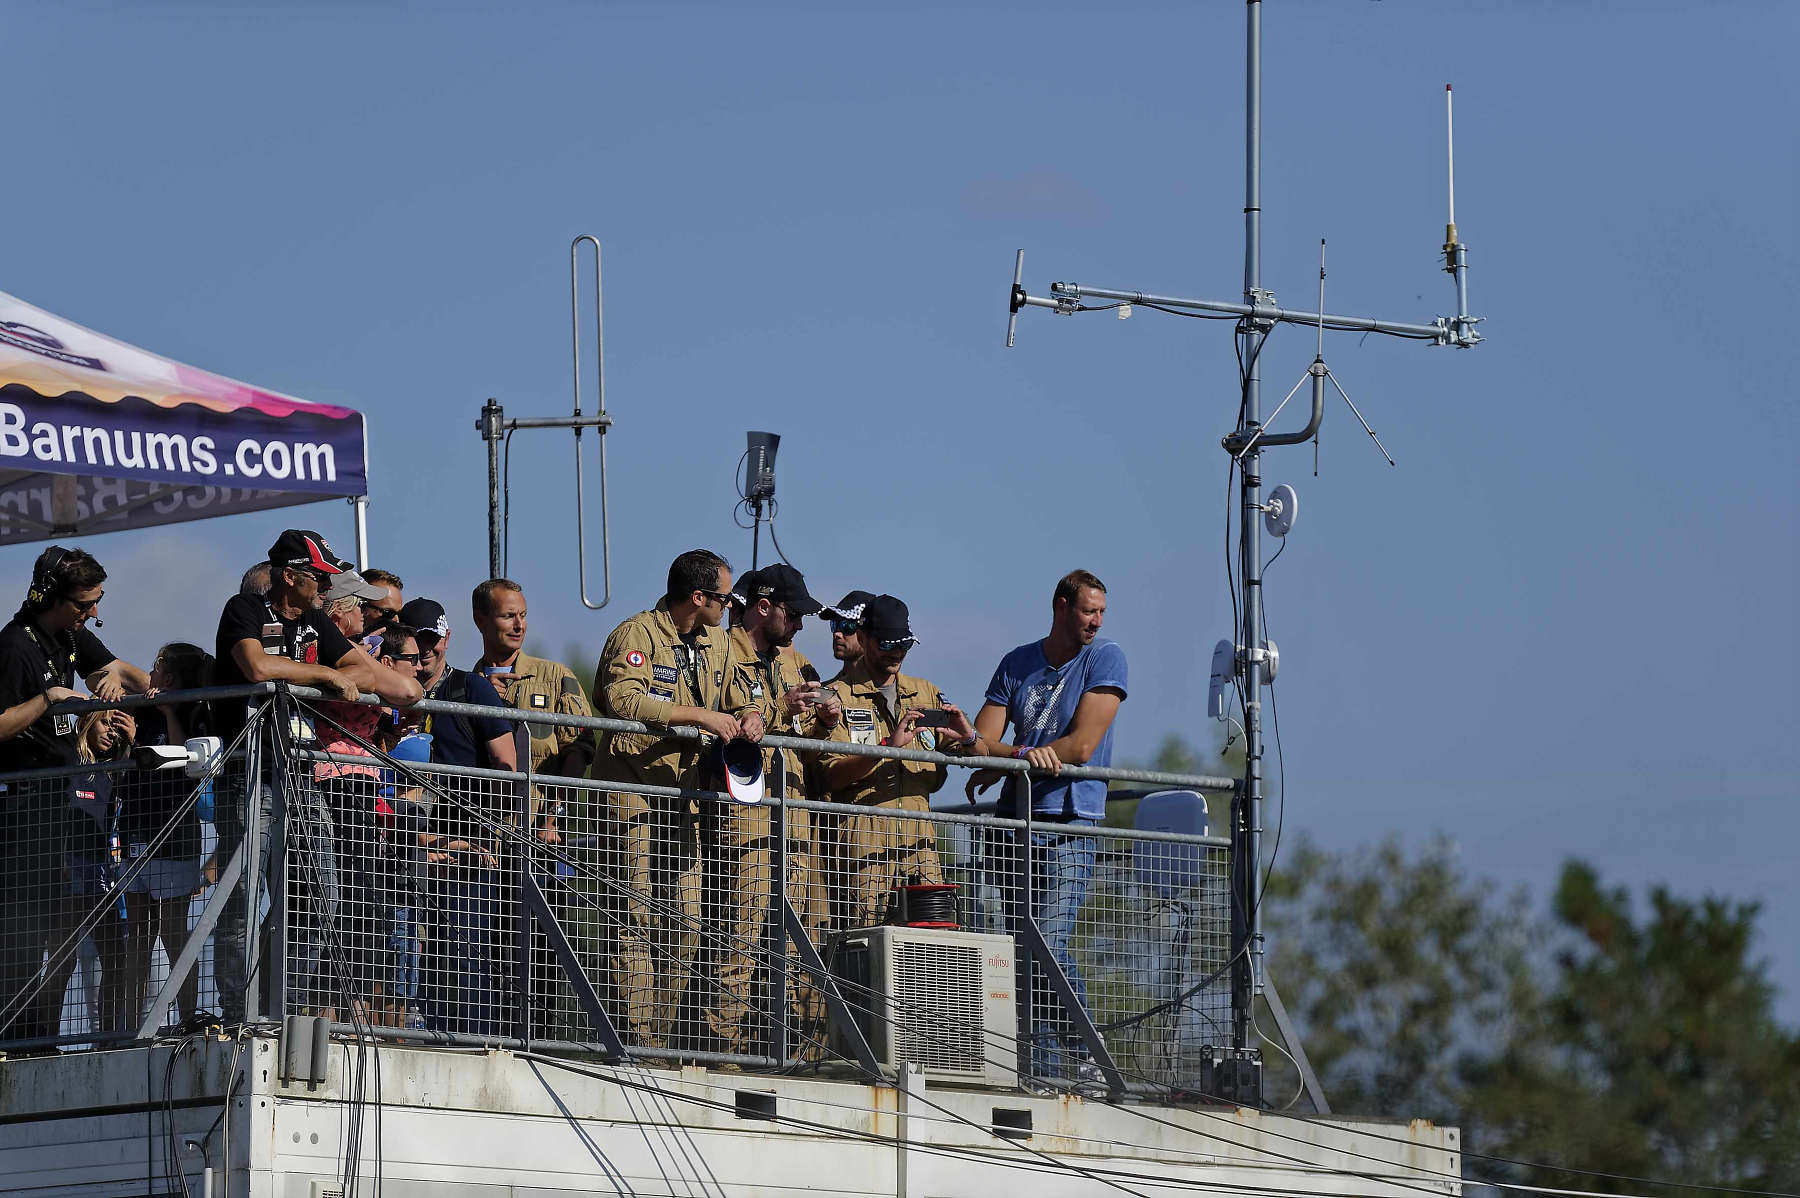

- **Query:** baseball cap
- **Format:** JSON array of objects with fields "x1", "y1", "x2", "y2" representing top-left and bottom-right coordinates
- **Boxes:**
[
  {"x1": 729, "y1": 568, "x2": 759, "y2": 608},
  {"x1": 323, "y1": 571, "x2": 387, "y2": 605},
  {"x1": 398, "y1": 597, "x2": 450, "y2": 645},
  {"x1": 860, "y1": 594, "x2": 917, "y2": 650},
  {"x1": 742, "y1": 563, "x2": 821, "y2": 616},
  {"x1": 822, "y1": 589, "x2": 877, "y2": 624},
  {"x1": 267, "y1": 530, "x2": 344, "y2": 577},
  {"x1": 720, "y1": 737, "x2": 765, "y2": 805}
]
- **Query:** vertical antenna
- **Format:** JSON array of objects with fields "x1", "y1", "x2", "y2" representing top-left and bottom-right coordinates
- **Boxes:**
[
  {"x1": 1445, "y1": 84, "x2": 1457, "y2": 245},
  {"x1": 1316, "y1": 239, "x2": 1326, "y2": 360}
]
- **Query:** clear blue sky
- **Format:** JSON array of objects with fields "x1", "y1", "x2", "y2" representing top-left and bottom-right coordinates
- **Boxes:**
[{"x1": 5, "y1": 2, "x2": 1795, "y2": 1009}]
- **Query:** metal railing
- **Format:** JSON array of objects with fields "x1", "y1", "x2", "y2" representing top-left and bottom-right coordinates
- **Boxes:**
[{"x1": 0, "y1": 685, "x2": 1241, "y2": 1099}]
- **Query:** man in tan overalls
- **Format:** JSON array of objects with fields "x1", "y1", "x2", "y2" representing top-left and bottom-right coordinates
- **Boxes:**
[
  {"x1": 593, "y1": 550, "x2": 762, "y2": 1049},
  {"x1": 712, "y1": 564, "x2": 841, "y2": 1056},
  {"x1": 820, "y1": 595, "x2": 978, "y2": 930}
]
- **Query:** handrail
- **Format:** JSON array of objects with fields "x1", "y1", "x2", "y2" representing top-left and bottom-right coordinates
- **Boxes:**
[
  {"x1": 294, "y1": 748, "x2": 1234, "y2": 848},
  {"x1": 38, "y1": 684, "x2": 1235, "y2": 792},
  {"x1": 286, "y1": 687, "x2": 1239, "y2": 794}
]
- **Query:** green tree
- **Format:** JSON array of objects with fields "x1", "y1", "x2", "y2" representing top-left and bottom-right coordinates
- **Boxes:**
[
  {"x1": 1466, "y1": 863, "x2": 1800, "y2": 1190},
  {"x1": 1257, "y1": 834, "x2": 1539, "y2": 1123}
]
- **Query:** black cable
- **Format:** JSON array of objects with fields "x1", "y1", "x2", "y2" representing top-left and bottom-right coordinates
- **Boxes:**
[{"x1": 765, "y1": 513, "x2": 794, "y2": 568}]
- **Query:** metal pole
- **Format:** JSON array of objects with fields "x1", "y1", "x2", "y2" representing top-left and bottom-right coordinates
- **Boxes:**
[
  {"x1": 750, "y1": 500, "x2": 762, "y2": 573},
  {"x1": 482, "y1": 398, "x2": 504, "y2": 579},
  {"x1": 350, "y1": 495, "x2": 370, "y2": 571},
  {"x1": 1234, "y1": 0, "x2": 1266, "y2": 1058}
]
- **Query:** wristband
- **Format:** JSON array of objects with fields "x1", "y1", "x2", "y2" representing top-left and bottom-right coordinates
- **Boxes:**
[
  {"x1": 880, "y1": 736, "x2": 892, "y2": 748},
  {"x1": 1013, "y1": 746, "x2": 1030, "y2": 759}
]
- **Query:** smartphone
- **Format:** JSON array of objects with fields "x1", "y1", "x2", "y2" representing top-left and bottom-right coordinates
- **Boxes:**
[{"x1": 914, "y1": 709, "x2": 955, "y2": 729}]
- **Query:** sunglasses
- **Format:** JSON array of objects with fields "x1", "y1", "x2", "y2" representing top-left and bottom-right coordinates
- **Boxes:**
[
  {"x1": 65, "y1": 592, "x2": 103, "y2": 613},
  {"x1": 875, "y1": 637, "x2": 915, "y2": 653},
  {"x1": 385, "y1": 652, "x2": 422, "y2": 665},
  {"x1": 831, "y1": 618, "x2": 860, "y2": 636},
  {"x1": 698, "y1": 589, "x2": 732, "y2": 605}
]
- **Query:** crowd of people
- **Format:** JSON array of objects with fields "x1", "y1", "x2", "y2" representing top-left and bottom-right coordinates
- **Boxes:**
[{"x1": 0, "y1": 529, "x2": 1128, "y2": 1058}]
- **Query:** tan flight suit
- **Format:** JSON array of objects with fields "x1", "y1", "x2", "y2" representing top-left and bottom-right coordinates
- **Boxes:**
[
  {"x1": 481, "y1": 650, "x2": 596, "y2": 1034},
  {"x1": 820, "y1": 672, "x2": 950, "y2": 929},
  {"x1": 593, "y1": 602, "x2": 749, "y2": 1048},
  {"x1": 705, "y1": 628, "x2": 832, "y2": 1055},
  {"x1": 480, "y1": 650, "x2": 594, "y2": 776}
]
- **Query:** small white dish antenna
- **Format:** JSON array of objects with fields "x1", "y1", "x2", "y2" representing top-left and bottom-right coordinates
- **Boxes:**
[
  {"x1": 1264, "y1": 483, "x2": 1298, "y2": 538},
  {"x1": 1207, "y1": 639, "x2": 1234, "y2": 719}
]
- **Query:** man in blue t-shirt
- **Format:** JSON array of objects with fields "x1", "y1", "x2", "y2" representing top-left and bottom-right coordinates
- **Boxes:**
[{"x1": 969, "y1": 569, "x2": 1126, "y2": 1083}]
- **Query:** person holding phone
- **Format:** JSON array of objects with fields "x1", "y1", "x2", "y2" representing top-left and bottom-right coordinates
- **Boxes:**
[{"x1": 819, "y1": 595, "x2": 976, "y2": 929}]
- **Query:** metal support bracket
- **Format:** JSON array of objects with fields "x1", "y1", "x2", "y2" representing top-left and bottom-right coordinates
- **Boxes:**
[
  {"x1": 1019, "y1": 916, "x2": 1126, "y2": 1101},
  {"x1": 1262, "y1": 971, "x2": 1330, "y2": 1114},
  {"x1": 782, "y1": 897, "x2": 881, "y2": 1078},
  {"x1": 523, "y1": 870, "x2": 627, "y2": 1061},
  {"x1": 136, "y1": 835, "x2": 249, "y2": 1041}
]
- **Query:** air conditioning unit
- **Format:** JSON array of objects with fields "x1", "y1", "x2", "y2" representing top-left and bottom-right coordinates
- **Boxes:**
[{"x1": 830, "y1": 926, "x2": 1017, "y2": 1089}]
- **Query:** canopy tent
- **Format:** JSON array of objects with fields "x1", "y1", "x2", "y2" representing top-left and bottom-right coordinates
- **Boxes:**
[{"x1": 0, "y1": 289, "x2": 366, "y2": 546}]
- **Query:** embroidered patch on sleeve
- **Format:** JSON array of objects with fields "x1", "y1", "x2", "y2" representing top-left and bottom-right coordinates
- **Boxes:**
[{"x1": 625, "y1": 649, "x2": 646, "y2": 668}]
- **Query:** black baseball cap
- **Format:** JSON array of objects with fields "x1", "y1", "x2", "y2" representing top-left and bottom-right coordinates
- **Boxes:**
[
  {"x1": 860, "y1": 594, "x2": 917, "y2": 650},
  {"x1": 742, "y1": 563, "x2": 821, "y2": 616},
  {"x1": 730, "y1": 568, "x2": 759, "y2": 607},
  {"x1": 822, "y1": 589, "x2": 877, "y2": 624},
  {"x1": 267, "y1": 530, "x2": 345, "y2": 577},
  {"x1": 399, "y1": 597, "x2": 450, "y2": 645}
]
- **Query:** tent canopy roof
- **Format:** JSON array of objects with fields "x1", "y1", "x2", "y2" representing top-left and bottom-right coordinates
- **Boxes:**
[{"x1": 0, "y1": 290, "x2": 366, "y2": 545}]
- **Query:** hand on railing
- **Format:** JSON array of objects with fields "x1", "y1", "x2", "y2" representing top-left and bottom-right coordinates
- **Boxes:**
[
  {"x1": 693, "y1": 709, "x2": 745, "y2": 742},
  {"x1": 964, "y1": 768, "x2": 1005, "y2": 804}
]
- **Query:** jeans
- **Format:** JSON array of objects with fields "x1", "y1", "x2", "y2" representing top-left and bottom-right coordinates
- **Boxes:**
[{"x1": 983, "y1": 817, "x2": 1099, "y2": 1079}]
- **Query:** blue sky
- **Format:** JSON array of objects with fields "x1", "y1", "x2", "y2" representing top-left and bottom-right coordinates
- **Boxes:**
[{"x1": 4, "y1": 2, "x2": 1795, "y2": 1009}]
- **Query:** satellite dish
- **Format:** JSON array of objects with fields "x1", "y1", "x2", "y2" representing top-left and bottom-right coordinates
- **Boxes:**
[{"x1": 1264, "y1": 483, "x2": 1298, "y2": 538}]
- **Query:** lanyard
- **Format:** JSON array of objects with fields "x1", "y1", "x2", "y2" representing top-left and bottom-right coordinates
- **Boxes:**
[
  {"x1": 22, "y1": 621, "x2": 75, "y2": 690},
  {"x1": 673, "y1": 637, "x2": 710, "y2": 709}
]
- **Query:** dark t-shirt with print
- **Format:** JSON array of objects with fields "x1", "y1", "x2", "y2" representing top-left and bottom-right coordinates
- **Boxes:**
[
  {"x1": 211, "y1": 593, "x2": 355, "y2": 744},
  {"x1": 0, "y1": 616, "x2": 116, "y2": 771}
]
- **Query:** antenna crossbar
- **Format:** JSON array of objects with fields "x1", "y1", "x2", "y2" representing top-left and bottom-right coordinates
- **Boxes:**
[{"x1": 1028, "y1": 281, "x2": 1474, "y2": 346}]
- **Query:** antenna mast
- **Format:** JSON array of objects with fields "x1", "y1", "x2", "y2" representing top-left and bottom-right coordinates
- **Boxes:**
[{"x1": 1005, "y1": 0, "x2": 1482, "y2": 1106}]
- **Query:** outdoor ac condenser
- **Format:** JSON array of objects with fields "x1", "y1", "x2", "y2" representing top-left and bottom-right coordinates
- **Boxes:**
[{"x1": 830, "y1": 926, "x2": 1018, "y2": 1088}]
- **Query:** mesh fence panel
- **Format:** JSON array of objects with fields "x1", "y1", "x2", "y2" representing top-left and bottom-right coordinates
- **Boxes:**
[
  {"x1": 1, "y1": 752, "x2": 236, "y2": 1049},
  {"x1": 4, "y1": 695, "x2": 1237, "y2": 1097}
]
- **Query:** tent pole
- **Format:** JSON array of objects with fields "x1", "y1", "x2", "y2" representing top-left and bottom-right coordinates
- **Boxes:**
[{"x1": 351, "y1": 495, "x2": 370, "y2": 570}]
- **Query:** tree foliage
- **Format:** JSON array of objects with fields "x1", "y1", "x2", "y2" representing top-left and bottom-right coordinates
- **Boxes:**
[
  {"x1": 1138, "y1": 729, "x2": 1800, "y2": 1191},
  {"x1": 1465, "y1": 864, "x2": 1800, "y2": 1190}
]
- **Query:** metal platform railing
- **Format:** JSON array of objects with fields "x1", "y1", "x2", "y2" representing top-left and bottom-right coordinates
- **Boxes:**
[{"x1": 0, "y1": 685, "x2": 1240, "y2": 1099}]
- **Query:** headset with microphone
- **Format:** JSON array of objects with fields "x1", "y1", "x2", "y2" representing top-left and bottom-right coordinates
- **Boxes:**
[{"x1": 25, "y1": 545, "x2": 102, "y2": 627}]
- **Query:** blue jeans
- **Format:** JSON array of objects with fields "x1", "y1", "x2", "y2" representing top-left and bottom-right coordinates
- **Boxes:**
[{"x1": 983, "y1": 818, "x2": 1099, "y2": 1078}]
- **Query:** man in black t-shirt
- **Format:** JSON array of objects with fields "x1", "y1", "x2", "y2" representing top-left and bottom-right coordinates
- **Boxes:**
[
  {"x1": 0, "y1": 545, "x2": 150, "y2": 1043},
  {"x1": 396, "y1": 596, "x2": 517, "y2": 1036},
  {"x1": 209, "y1": 529, "x2": 422, "y2": 1025}
]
